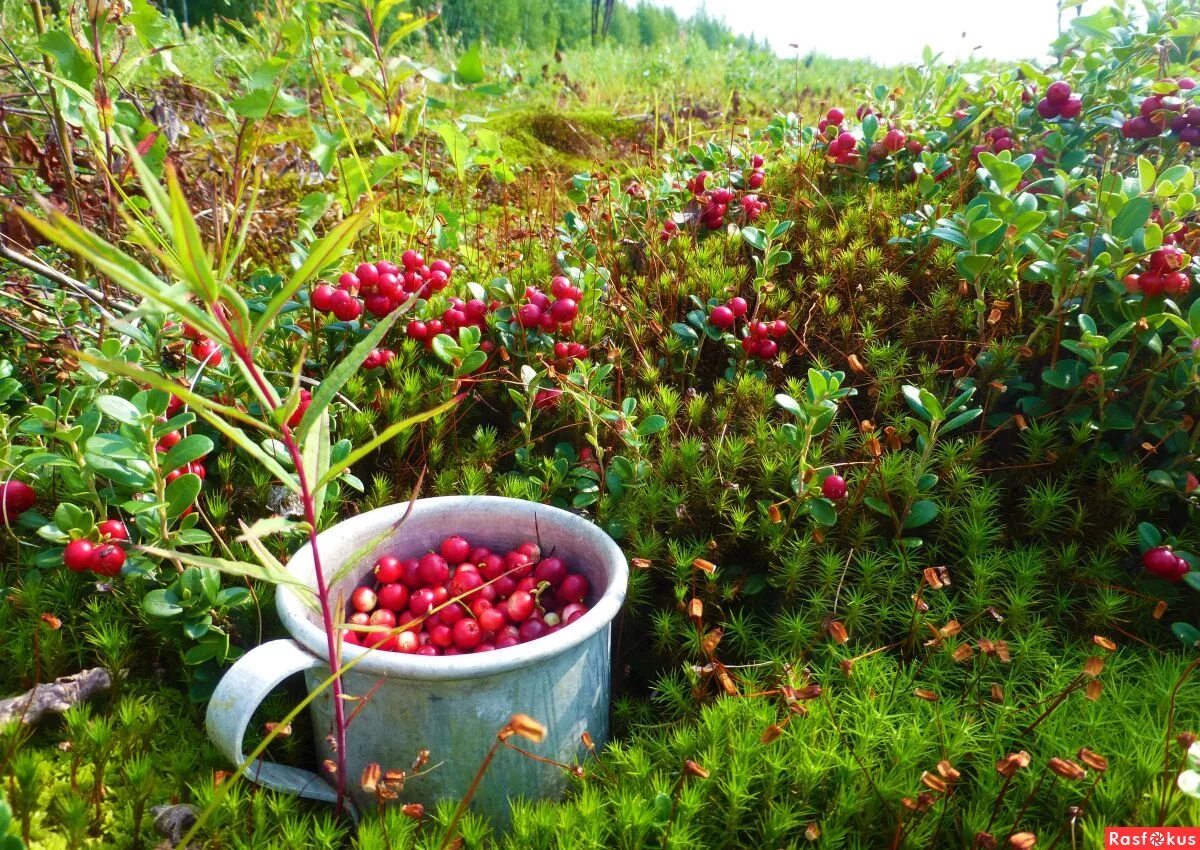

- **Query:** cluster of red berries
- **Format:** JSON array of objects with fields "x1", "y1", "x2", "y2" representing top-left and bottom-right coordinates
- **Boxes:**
[
  {"x1": 517, "y1": 277, "x2": 582, "y2": 332},
  {"x1": 156, "y1": 428, "x2": 209, "y2": 486},
  {"x1": 1035, "y1": 80, "x2": 1083, "y2": 121},
  {"x1": 363, "y1": 348, "x2": 397, "y2": 370},
  {"x1": 1142, "y1": 545, "x2": 1191, "y2": 583},
  {"x1": 63, "y1": 520, "x2": 128, "y2": 577},
  {"x1": 745, "y1": 153, "x2": 766, "y2": 190},
  {"x1": 971, "y1": 127, "x2": 1016, "y2": 163},
  {"x1": 739, "y1": 318, "x2": 789, "y2": 360},
  {"x1": 177, "y1": 323, "x2": 222, "y2": 366},
  {"x1": 406, "y1": 296, "x2": 495, "y2": 348},
  {"x1": 552, "y1": 340, "x2": 588, "y2": 366},
  {"x1": 741, "y1": 194, "x2": 766, "y2": 222},
  {"x1": 312, "y1": 252, "x2": 454, "y2": 322},
  {"x1": 1122, "y1": 246, "x2": 1193, "y2": 298},
  {"x1": 1122, "y1": 79, "x2": 1198, "y2": 142},
  {"x1": 708, "y1": 296, "x2": 749, "y2": 330},
  {"x1": 0, "y1": 480, "x2": 36, "y2": 524},
  {"x1": 659, "y1": 219, "x2": 680, "y2": 242},
  {"x1": 343, "y1": 536, "x2": 592, "y2": 656}
]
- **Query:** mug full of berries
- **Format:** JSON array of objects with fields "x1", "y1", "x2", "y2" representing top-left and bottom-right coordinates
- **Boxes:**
[{"x1": 205, "y1": 496, "x2": 628, "y2": 823}]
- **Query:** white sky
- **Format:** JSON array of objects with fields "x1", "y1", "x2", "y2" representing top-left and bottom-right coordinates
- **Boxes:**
[{"x1": 653, "y1": 0, "x2": 1110, "y2": 64}]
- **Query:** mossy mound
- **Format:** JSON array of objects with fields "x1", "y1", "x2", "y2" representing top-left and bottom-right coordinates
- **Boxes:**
[{"x1": 486, "y1": 107, "x2": 641, "y2": 171}]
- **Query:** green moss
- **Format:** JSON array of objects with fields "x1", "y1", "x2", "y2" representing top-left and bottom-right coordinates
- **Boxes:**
[{"x1": 485, "y1": 107, "x2": 641, "y2": 172}]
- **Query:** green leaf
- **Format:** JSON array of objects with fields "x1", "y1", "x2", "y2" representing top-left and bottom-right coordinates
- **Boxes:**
[
  {"x1": 230, "y1": 89, "x2": 308, "y2": 119},
  {"x1": 143, "y1": 588, "x2": 183, "y2": 618},
  {"x1": 1111, "y1": 196, "x2": 1152, "y2": 241},
  {"x1": 740, "y1": 227, "x2": 766, "y2": 250},
  {"x1": 902, "y1": 385, "x2": 930, "y2": 419},
  {"x1": 455, "y1": 45, "x2": 485, "y2": 85},
  {"x1": 1137, "y1": 156, "x2": 1156, "y2": 193},
  {"x1": 902, "y1": 500, "x2": 938, "y2": 530},
  {"x1": 140, "y1": 544, "x2": 315, "y2": 594},
  {"x1": 808, "y1": 498, "x2": 837, "y2": 526},
  {"x1": 636, "y1": 415, "x2": 668, "y2": 437},
  {"x1": 302, "y1": 408, "x2": 332, "y2": 522},
  {"x1": 164, "y1": 473, "x2": 202, "y2": 518},
  {"x1": 1137, "y1": 522, "x2": 1162, "y2": 551},
  {"x1": 162, "y1": 434, "x2": 215, "y2": 473},
  {"x1": 95, "y1": 395, "x2": 143, "y2": 425},
  {"x1": 775, "y1": 393, "x2": 802, "y2": 417},
  {"x1": 1171, "y1": 622, "x2": 1200, "y2": 648},
  {"x1": 978, "y1": 152, "x2": 1022, "y2": 193},
  {"x1": 942, "y1": 407, "x2": 982, "y2": 433},
  {"x1": 296, "y1": 306, "x2": 406, "y2": 441}
]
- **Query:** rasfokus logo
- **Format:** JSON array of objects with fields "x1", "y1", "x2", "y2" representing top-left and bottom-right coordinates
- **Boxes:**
[{"x1": 1106, "y1": 828, "x2": 1200, "y2": 848}]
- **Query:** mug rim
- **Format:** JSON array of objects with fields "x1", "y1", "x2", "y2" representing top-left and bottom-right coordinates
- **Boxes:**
[{"x1": 276, "y1": 496, "x2": 628, "y2": 680}]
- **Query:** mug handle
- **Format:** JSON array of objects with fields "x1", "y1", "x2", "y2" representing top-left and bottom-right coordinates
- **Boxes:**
[{"x1": 205, "y1": 639, "x2": 339, "y2": 805}]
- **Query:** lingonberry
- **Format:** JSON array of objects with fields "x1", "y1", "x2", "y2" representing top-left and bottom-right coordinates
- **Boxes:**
[
  {"x1": 0, "y1": 480, "x2": 35, "y2": 522},
  {"x1": 92, "y1": 544, "x2": 126, "y2": 577},
  {"x1": 826, "y1": 107, "x2": 845, "y2": 125},
  {"x1": 728, "y1": 296, "x2": 748, "y2": 317},
  {"x1": 377, "y1": 583, "x2": 409, "y2": 611},
  {"x1": 98, "y1": 519, "x2": 128, "y2": 541},
  {"x1": 550, "y1": 298, "x2": 578, "y2": 323},
  {"x1": 1143, "y1": 546, "x2": 1186, "y2": 581},
  {"x1": 452, "y1": 618, "x2": 483, "y2": 650},
  {"x1": 449, "y1": 567, "x2": 484, "y2": 598},
  {"x1": 428, "y1": 622, "x2": 454, "y2": 648},
  {"x1": 1046, "y1": 80, "x2": 1071, "y2": 105},
  {"x1": 191, "y1": 339, "x2": 222, "y2": 365},
  {"x1": 556, "y1": 573, "x2": 589, "y2": 605},
  {"x1": 375, "y1": 555, "x2": 403, "y2": 584},
  {"x1": 369, "y1": 608, "x2": 397, "y2": 630},
  {"x1": 710, "y1": 305, "x2": 735, "y2": 329},
  {"x1": 351, "y1": 586, "x2": 378, "y2": 613},
  {"x1": 505, "y1": 590, "x2": 536, "y2": 622},
  {"x1": 561, "y1": 602, "x2": 588, "y2": 624},
  {"x1": 64, "y1": 539, "x2": 96, "y2": 572},
  {"x1": 518, "y1": 618, "x2": 547, "y2": 643},
  {"x1": 311, "y1": 283, "x2": 336, "y2": 312},
  {"x1": 822, "y1": 474, "x2": 848, "y2": 500},
  {"x1": 518, "y1": 303, "x2": 543, "y2": 328},
  {"x1": 418, "y1": 552, "x2": 450, "y2": 585},
  {"x1": 534, "y1": 557, "x2": 567, "y2": 586},
  {"x1": 440, "y1": 536, "x2": 472, "y2": 564},
  {"x1": 409, "y1": 587, "x2": 436, "y2": 616}
]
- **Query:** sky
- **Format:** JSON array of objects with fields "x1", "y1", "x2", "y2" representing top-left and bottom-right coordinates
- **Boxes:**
[{"x1": 651, "y1": 0, "x2": 1108, "y2": 65}]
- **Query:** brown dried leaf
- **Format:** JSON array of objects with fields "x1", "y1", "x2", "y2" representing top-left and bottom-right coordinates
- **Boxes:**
[
  {"x1": 361, "y1": 762, "x2": 381, "y2": 794},
  {"x1": 1153, "y1": 600, "x2": 1168, "y2": 620},
  {"x1": 827, "y1": 621, "x2": 849, "y2": 644},
  {"x1": 1093, "y1": 635, "x2": 1117, "y2": 652},
  {"x1": 692, "y1": 558, "x2": 715, "y2": 574},
  {"x1": 1048, "y1": 758, "x2": 1087, "y2": 781},
  {"x1": 952, "y1": 644, "x2": 975, "y2": 663},
  {"x1": 995, "y1": 751, "x2": 1030, "y2": 777},
  {"x1": 760, "y1": 724, "x2": 784, "y2": 744},
  {"x1": 914, "y1": 688, "x2": 940, "y2": 702},
  {"x1": 1082, "y1": 656, "x2": 1104, "y2": 678},
  {"x1": 990, "y1": 683, "x2": 1004, "y2": 702},
  {"x1": 683, "y1": 759, "x2": 710, "y2": 779},
  {"x1": 805, "y1": 822, "x2": 821, "y2": 840},
  {"x1": 1085, "y1": 679, "x2": 1103, "y2": 701},
  {"x1": 1009, "y1": 832, "x2": 1037, "y2": 849}
]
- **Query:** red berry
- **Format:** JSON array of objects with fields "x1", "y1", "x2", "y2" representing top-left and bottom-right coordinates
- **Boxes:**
[
  {"x1": 331, "y1": 291, "x2": 363, "y2": 322},
  {"x1": 1036, "y1": 98, "x2": 1058, "y2": 119},
  {"x1": 394, "y1": 631, "x2": 419, "y2": 653},
  {"x1": 351, "y1": 586, "x2": 378, "y2": 613},
  {"x1": 409, "y1": 587, "x2": 436, "y2": 616},
  {"x1": 534, "y1": 557, "x2": 567, "y2": 586},
  {"x1": 534, "y1": 388, "x2": 562, "y2": 410},
  {"x1": 64, "y1": 539, "x2": 96, "y2": 572},
  {"x1": 449, "y1": 567, "x2": 484, "y2": 599},
  {"x1": 92, "y1": 544, "x2": 125, "y2": 577},
  {"x1": 98, "y1": 519, "x2": 128, "y2": 541},
  {"x1": 428, "y1": 623, "x2": 454, "y2": 648},
  {"x1": 710, "y1": 305, "x2": 735, "y2": 329},
  {"x1": 337, "y1": 272, "x2": 360, "y2": 292},
  {"x1": 550, "y1": 298, "x2": 578, "y2": 323},
  {"x1": 418, "y1": 552, "x2": 450, "y2": 586},
  {"x1": 1142, "y1": 546, "x2": 1178, "y2": 579},
  {"x1": 728, "y1": 297, "x2": 748, "y2": 317},
  {"x1": 311, "y1": 284, "x2": 337, "y2": 312},
  {"x1": 505, "y1": 590, "x2": 536, "y2": 622},
  {"x1": 452, "y1": 618, "x2": 483, "y2": 650},
  {"x1": 826, "y1": 107, "x2": 844, "y2": 125},
  {"x1": 406, "y1": 320, "x2": 428, "y2": 340},
  {"x1": 377, "y1": 583, "x2": 409, "y2": 611},
  {"x1": 0, "y1": 480, "x2": 36, "y2": 522},
  {"x1": 369, "y1": 608, "x2": 396, "y2": 630},
  {"x1": 518, "y1": 303, "x2": 543, "y2": 328},
  {"x1": 561, "y1": 602, "x2": 588, "y2": 624},
  {"x1": 1059, "y1": 96, "x2": 1082, "y2": 120},
  {"x1": 556, "y1": 573, "x2": 589, "y2": 605},
  {"x1": 191, "y1": 339, "x2": 222, "y2": 365},
  {"x1": 1046, "y1": 80, "x2": 1071, "y2": 106},
  {"x1": 402, "y1": 249, "x2": 423, "y2": 270},
  {"x1": 518, "y1": 618, "x2": 547, "y2": 643},
  {"x1": 883, "y1": 128, "x2": 906, "y2": 153},
  {"x1": 821, "y1": 474, "x2": 848, "y2": 500}
]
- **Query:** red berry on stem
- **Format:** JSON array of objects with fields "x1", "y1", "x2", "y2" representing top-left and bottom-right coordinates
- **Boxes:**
[
  {"x1": 1046, "y1": 80, "x2": 1071, "y2": 106},
  {"x1": 0, "y1": 480, "x2": 36, "y2": 522},
  {"x1": 378, "y1": 583, "x2": 409, "y2": 611},
  {"x1": 1143, "y1": 546, "x2": 1182, "y2": 581},
  {"x1": 440, "y1": 536, "x2": 471, "y2": 564},
  {"x1": 64, "y1": 539, "x2": 96, "y2": 572},
  {"x1": 312, "y1": 284, "x2": 336, "y2": 312},
  {"x1": 98, "y1": 519, "x2": 128, "y2": 541},
  {"x1": 93, "y1": 544, "x2": 125, "y2": 577},
  {"x1": 710, "y1": 305, "x2": 735, "y2": 329},
  {"x1": 556, "y1": 573, "x2": 589, "y2": 605},
  {"x1": 822, "y1": 474, "x2": 848, "y2": 500},
  {"x1": 418, "y1": 553, "x2": 450, "y2": 586}
]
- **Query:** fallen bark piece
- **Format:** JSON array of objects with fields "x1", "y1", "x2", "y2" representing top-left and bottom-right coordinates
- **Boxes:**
[{"x1": 0, "y1": 668, "x2": 112, "y2": 726}]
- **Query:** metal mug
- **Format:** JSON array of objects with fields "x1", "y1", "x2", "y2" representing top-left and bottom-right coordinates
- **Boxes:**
[{"x1": 205, "y1": 496, "x2": 628, "y2": 821}]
